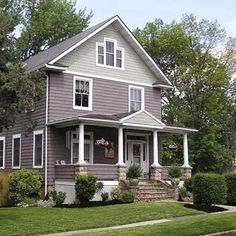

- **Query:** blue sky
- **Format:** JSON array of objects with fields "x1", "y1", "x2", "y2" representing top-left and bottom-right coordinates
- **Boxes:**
[{"x1": 78, "y1": 0, "x2": 236, "y2": 37}]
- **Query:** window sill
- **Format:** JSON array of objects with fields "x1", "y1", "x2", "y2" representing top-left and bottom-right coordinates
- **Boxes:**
[
  {"x1": 12, "y1": 166, "x2": 21, "y2": 169},
  {"x1": 33, "y1": 166, "x2": 43, "y2": 169},
  {"x1": 96, "y1": 63, "x2": 125, "y2": 71},
  {"x1": 73, "y1": 106, "x2": 92, "y2": 111}
]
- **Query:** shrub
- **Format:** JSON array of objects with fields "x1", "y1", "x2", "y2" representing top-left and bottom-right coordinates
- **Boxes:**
[
  {"x1": 129, "y1": 178, "x2": 139, "y2": 187},
  {"x1": 168, "y1": 166, "x2": 181, "y2": 179},
  {"x1": 110, "y1": 187, "x2": 122, "y2": 200},
  {"x1": 178, "y1": 187, "x2": 188, "y2": 201},
  {"x1": 127, "y1": 164, "x2": 142, "y2": 179},
  {"x1": 9, "y1": 169, "x2": 42, "y2": 205},
  {"x1": 101, "y1": 192, "x2": 109, "y2": 202},
  {"x1": 0, "y1": 179, "x2": 3, "y2": 192},
  {"x1": 97, "y1": 182, "x2": 104, "y2": 191},
  {"x1": 50, "y1": 191, "x2": 66, "y2": 205},
  {"x1": 122, "y1": 190, "x2": 135, "y2": 203},
  {"x1": 224, "y1": 172, "x2": 236, "y2": 205},
  {"x1": 75, "y1": 174, "x2": 97, "y2": 205},
  {"x1": 184, "y1": 177, "x2": 194, "y2": 193},
  {"x1": 193, "y1": 173, "x2": 227, "y2": 207},
  {"x1": 37, "y1": 199, "x2": 55, "y2": 208},
  {"x1": 16, "y1": 197, "x2": 37, "y2": 208}
]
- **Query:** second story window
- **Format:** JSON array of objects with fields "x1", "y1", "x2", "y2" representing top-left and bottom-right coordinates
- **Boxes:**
[
  {"x1": 12, "y1": 134, "x2": 21, "y2": 169},
  {"x1": 96, "y1": 38, "x2": 124, "y2": 69},
  {"x1": 129, "y1": 86, "x2": 144, "y2": 112},
  {"x1": 73, "y1": 77, "x2": 92, "y2": 111},
  {"x1": 0, "y1": 137, "x2": 5, "y2": 169}
]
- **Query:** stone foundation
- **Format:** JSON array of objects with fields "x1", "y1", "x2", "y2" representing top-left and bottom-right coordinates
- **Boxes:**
[
  {"x1": 75, "y1": 164, "x2": 88, "y2": 176},
  {"x1": 117, "y1": 165, "x2": 127, "y2": 181},
  {"x1": 181, "y1": 166, "x2": 192, "y2": 180},
  {"x1": 150, "y1": 166, "x2": 162, "y2": 181}
]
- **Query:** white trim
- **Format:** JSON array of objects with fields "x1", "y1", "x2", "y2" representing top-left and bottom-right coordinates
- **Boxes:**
[
  {"x1": 45, "y1": 75, "x2": 49, "y2": 195},
  {"x1": 96, "y1": 37, "x2": 125, "y2": 70},
  {"x1": 48, "y1": 16, "x2": 171, "y2": 86},
  {"x1": 55, "y1": 180, "x2": 119, "y2": 186},
  {"x1": 45, "y1": 64, "x2": 67, "y2": 71},
  {"x1": 117, "y1": 127, "x2": 125, "y2": 166},
  {"x1": 33, "y1": 130, "x2": 44, "y2": 169},
  {"x1": 73, "y1": 76, "x2": 93, "y2": 111},
  {"x1": 153, "y1": 84, "x2": 173, "y2": 89},
  {"x1": 128, "y1": 85, "x2": 145, "y2": 112},
  {"x1": 12, "y1": 134, "x2": 21, "y2": 169},
  {"x1": 64, "y1": 70, "x2": 154, "y2": 87},
  {"x1": 123, "y1": 123, "x2": 164, "y2": 129},
  {"x1": 49, "y1": 16, "x2": 119, "y2": 64},
  {"x1": 0, "y1": 137, "x2": 5, "y2": 169},
  {"x1": 79, "y1": 117, "x2": 119, "y2": 124},
  {"x1": 164, "y1": 126, "x2": 198, "y2": 133},
  {"x1": 152, "y1": 130, "x2": 161, "y2": 167}
]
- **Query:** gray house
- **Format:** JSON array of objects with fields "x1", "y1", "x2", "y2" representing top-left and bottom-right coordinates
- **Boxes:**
[{"x1": 0, "y1": 15, "x2": 197, "y2": 202}]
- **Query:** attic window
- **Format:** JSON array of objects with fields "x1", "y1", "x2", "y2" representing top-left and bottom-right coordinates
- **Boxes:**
[{"x1": 96, "y1": 38, "x2": 124, "y2": 69}]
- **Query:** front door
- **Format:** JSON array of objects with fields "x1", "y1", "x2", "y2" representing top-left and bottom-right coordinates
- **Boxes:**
[{"x1": 126, "y1": 139, "x2": 149, "y2": 176}]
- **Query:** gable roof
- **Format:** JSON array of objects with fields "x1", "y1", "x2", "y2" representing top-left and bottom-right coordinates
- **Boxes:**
[{"x1": 25, "y1": 15, "x2": 172, "y2": 86}]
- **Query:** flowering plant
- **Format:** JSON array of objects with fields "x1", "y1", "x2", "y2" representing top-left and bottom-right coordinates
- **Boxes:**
[
  {"x1": 95, "y1": 138, "x2": 112, "y2": 148},
  {"x1": 169, "y1": 143, "x2": 178, "y2": 151}
]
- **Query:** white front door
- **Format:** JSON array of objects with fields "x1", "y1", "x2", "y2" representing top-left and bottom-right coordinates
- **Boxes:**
[{"x1": 126, "y1": 140, "x2": 149, "y2": 175}]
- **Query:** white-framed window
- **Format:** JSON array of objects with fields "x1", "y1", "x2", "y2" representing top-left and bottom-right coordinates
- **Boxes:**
[
  {"x1": 129, "y1": 85, "x2": 145, "y2": 112},
  {"x1": 73, "y1": 77, "x2": 92, "y2": 110},
  {"x1": 71, "y1": 131, "x2": 93, "y2": 164},
  {"x1": 96, "y1": 38, "x2": 124, "y2": 70},
  {"x1": 12, "y1": 134, "x2": 21, "y2": 169},
  {"x1": 0, "y1": 137, "x2": 5, "y2": 169},
  {"x1": 33, "y1": 130, "x2": 44, "y2": 168}
]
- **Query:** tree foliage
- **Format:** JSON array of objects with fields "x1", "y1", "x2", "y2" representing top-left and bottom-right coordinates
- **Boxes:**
[
  {"x1": 134, "y1": 14, "x2": 236, "y2": 172},
  {"x1": 0, "y1": 0, "x2": 92, "y2": 131}
]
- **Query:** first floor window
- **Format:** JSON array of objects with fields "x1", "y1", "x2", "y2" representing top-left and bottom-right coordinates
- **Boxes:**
[
  {"x1": 129, "y1": 86, "x2": 144, "y2": 112},
  {"x1": 12, "y1": 134, "x2": 21, "y2": 168},
  {"x1": 0, "y1": 137, "x2": 5, "y2": 169},
  {"x1": 74, "y1": 77, "x2": 92, "y2": 110},
  {"x1": 33, "y1": 130, "x2": 43, "y2": 168}
]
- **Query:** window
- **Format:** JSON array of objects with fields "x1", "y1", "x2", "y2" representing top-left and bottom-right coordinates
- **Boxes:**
[
  {"x1": 33, "y1": 130, "x2": 43, "y2": 168},
  {"x1": 0, "y1": 137, "x2": 5, "y2": 169},
  {"x1": 12, "y1": 134, "x2": 21, "y2": 169},
  {"x1": 71, "y1": 131, "x2": 93, "y2": 164},
  {"x1": 96, "y1": 38, "x2": 124, "y2": 69},
  {"x1": 129, "y1": 86, "x2": 144, "y2": 112},
  {"x1": 73, "y1": 77, "x2": 92, "y2": 110}
]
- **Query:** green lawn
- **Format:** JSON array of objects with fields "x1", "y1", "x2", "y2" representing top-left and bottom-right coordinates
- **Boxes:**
[
  {"x1": 81, "y1": 212, "x2": 236, "y2": 236},
  {"x1": 0, "y1": 202, "x2": 204, "y2": 236}
]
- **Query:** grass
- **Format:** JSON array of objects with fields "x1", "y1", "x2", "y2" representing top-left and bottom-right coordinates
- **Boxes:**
[
  {"x1": 0, "y1": 202, "x2": 204, "y2": 236},
  {"x1": 80, "y1": 212, "x2": 236, "y2": 236}
]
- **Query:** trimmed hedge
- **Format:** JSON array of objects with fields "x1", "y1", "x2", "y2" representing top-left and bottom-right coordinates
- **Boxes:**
[
  {"x1": 8, "y1": 169, "x2": 42, "y2": 205},
  {"x1": 224, "y1": 172, "x2": 236, "y2": 205},
  {"x1": 193, "y1": 173, "x2": 227, "y2": 207},
  {"x1": 75, "y1": 174, "x2": 97, "y2": 205}
]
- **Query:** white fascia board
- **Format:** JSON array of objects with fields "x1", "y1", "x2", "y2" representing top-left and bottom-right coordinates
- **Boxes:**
[
  {"x1": 45, "y1": 64, "x2": 68, "y2": 71},
  {"x1": 122, "y1": 122, "x2": 164, "y2": 130},
  {"x1": 49, "y1": 16, "x2": 120, "y2": 64},
  {"x1": 164, "y1": 126, "x2": 198, "y2": 133},
  {"x1": 153, "y1": 84, "x2": 173, "y2": 89}
]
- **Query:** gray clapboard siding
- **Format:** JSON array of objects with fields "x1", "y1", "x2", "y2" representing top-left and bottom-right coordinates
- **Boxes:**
[
  {"x1": 87, "y1": 164, "x2": 118, "y2": 180},
  {"x1": 48, "y1": 72, "x2": 161, "y2": 122},
  {"x1": 58, "y1": 24, "x2": 157, "y2": 85},
  {"x1": 55, "y1": 165, "x2": 75, "y2": 181},
  {"x1": 0, "y1": 93, "x2": 46, "y2": 178}
]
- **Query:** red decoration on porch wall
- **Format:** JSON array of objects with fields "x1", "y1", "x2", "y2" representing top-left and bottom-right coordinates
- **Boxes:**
[{"x1": 95, "y1": 138, "x2": 114, "y2": 159}]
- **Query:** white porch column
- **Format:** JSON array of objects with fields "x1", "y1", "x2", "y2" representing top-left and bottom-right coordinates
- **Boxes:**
[
  {"x1": 117, "y1": 127, "x2": 125, "y2": 166},
  {"x1": 183, "y1": 133, "x2": 190, "y2": 167},
  {"x1": 152, "y1": 130, "x2": 160, "y2": 167},
  {"x1": 77, "y1": 123, "x2": 85, "y2": 164}
]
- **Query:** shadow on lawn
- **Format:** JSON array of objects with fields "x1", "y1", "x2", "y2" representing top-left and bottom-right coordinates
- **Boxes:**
[{"x1": 184, "y1": 204, "x2": 226, "y2": 213}]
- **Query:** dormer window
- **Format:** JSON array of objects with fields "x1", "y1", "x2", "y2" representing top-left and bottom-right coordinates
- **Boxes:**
[{"x1": 96, "y1": 38, "x2": 124, "y2": 69}]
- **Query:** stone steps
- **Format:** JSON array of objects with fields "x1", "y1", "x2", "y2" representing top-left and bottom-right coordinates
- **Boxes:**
[{"x1": 135, "y1": 180, "x2": 174, "y2": 202}]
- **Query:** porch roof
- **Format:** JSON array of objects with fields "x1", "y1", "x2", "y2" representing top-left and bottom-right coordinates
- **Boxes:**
[{"x1": 48, "y1": 110, "x2": 198, "y2": 133}]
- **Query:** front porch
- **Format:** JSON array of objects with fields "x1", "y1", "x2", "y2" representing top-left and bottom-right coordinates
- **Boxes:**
[{"x1": 49, "y1": 110, "x2": 197, "y2": 184}]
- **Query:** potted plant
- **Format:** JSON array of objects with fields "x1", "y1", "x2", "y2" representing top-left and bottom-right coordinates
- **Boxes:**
[{"x1": 127, "y1": 164, "x2": 142, "y2": 187}]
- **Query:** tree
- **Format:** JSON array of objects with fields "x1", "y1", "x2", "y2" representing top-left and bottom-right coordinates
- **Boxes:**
[
  {"x1": 134, "y1": 14, "x2": 236, "y2": 172},
  {"x1": 18, "y1": 0, "x2": 92, "y2": 59},
  {"x1": 0, "y1": 0, "x2": 92, "y2": 131}
]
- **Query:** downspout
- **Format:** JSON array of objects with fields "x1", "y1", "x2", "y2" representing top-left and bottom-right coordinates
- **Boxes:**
[{"x1": 45, "y1": 75, "x2": 49, "y2": 196}]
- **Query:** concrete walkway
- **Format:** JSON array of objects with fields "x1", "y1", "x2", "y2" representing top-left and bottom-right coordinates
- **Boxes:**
[{"x1": 41, "y1": 204, "x2": 236, "y2": 236}]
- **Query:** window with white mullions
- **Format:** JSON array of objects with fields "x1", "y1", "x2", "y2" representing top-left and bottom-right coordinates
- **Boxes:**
[
  {"x1": 106, "y1": 41, "x2": 115, "y2": 66},
  {"x1": 97, "y1": 45, "x2": 104, "y2": 64},
  {"x1": 116, "y1": 49, "x2": 122, "y2": 68},
  {"x1": 33, "y1": 130, "x2": 43, "y2": 168},
  {"x1": 12, "y1": 134, "x2": 21, "y2": 169},
  {"x1": 129, "y1": 86, "x2": 144, "y2": 112},
  {"x1": 0, "y1": 137, "x2": 5, "y2": 169},
  {"x1": 73, "y1": 77, "x2": 92, "y2": 110}
]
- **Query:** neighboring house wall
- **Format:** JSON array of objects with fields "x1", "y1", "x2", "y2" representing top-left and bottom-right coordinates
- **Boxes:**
[
  {"x1": 58, "y1": 24, "x2": 157, "y2": 85},
  {"x1": 48, "y1": 72, "x2": 162, "y2": 122},
  {"x1": 0, "y1": 94, "x2": 46, "y2": 177}
]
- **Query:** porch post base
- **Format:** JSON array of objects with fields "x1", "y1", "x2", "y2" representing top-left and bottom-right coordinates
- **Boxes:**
[
  {"x1": 181, "y1": 166, "x2": 192, "y2": 180},
  {"x1": 117, "y1": 165, "x2": 127, "y2": 181},
  {"x1": 75, "y1": 163, "x2": 88, "y2": 176},
  {"x1": 150, "y1": 166, "x2": 162, "y2": 181}
]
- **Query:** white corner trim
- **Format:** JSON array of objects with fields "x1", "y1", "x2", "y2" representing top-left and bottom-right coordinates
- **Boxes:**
[
  {"x1": 73, "y1": 76, "x2": 93, "y2": 111},
  {"x1": 0, "y1": 137, "x2": 5, "y2": 169},
  {"x1": 64, "y1": 71, "x2": 154, "y2": 87},
  {"x1": 49, "y1": 16, "x2": 120, "y2": 64},
  {"x1": 33, "y1": 130, "x2": 44, "y2": 169},
  {"x1": 12, "y1": 134, "x2": 21, "y2": 169}
]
